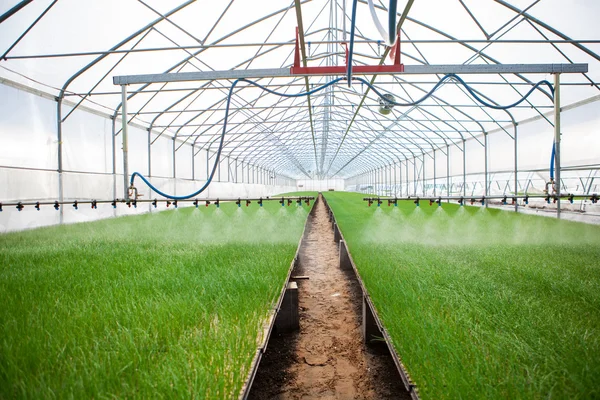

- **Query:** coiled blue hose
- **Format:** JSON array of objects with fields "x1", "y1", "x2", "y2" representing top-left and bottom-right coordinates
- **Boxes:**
[{"x1": 131, "y1": 74, "x2": 555, "y2": 200}]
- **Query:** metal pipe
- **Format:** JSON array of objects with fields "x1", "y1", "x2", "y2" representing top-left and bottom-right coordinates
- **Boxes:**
[
  {"x1": 554, "y1": 73, "x2": 561, "y2": 218},
  {"x1": 514, "y1": 123, "x2": 518, "y2": 212},
  {"x1": 484, "y1": 133, "x2": 488, "y2": 207},
  {"x1": 121, "y1": 85, "x2": 129, "y2": 200}
]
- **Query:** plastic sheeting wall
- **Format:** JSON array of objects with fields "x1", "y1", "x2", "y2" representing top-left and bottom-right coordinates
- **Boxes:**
[
  {"x1": 346, "y1": 96, "x2": 600, "y2": 205},
  {"x1": 0, "y1": 82, "x2": 295, "y2": 233}
]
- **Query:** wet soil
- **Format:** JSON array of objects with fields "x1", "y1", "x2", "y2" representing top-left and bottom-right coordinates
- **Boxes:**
[{"x1": 249, "y1": 196, "x2": 409, "y2": 400}]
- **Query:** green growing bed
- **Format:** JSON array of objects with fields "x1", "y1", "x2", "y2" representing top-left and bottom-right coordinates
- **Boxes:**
[
  {"x1": 324, "y1": 191, "x2": 600, "y2": 400},
  {"x1": 0, "y1": 200, "x2": 310, "y2": 398}
]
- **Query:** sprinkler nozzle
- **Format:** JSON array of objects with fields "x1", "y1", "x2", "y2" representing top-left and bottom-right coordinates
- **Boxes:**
[
  {"x1": 0, "y1": 203, "x2": 2, "y2": 212},
  {"x1": 173, "y1": 200, "x2": 177, "y2": 209},
  {"x1": 152, "y1": 199, "x2": 158, "y2": 208},
  {"x1": 502, "y1": 195, "x2": 507, "y2": 205},
  {"x1": 166, "y1": 201, "x2": 171, "y2": 208},
  {"x1": 215, "y1": 199, "x2": 220, "y2": 208},
  {"x1": 54, "y1": 201, "x2": 60, "y2": 211},
  {"x1": 91, "y1": 200, "x2": 97, "y2": 209},
  {"x1": 480, "y1": 197, "x2": 485, "y2": 206},
  {"x1": 437, "y1": 197, "x2": 442, "y2": 206},
  {"x1": 279, "y1": 197, "x2": 285, "y2": 207},
  {"x1": 545, "y1": 195, "x2": 550, "y2": 204},
  {"x1": 377, "y1": 198, "x2": 382, "y2": 207},
  {"x1": 297, "y1": 199, "x2": 302, "y2": 206},
  {"x1": 511, "y1": 197, "x2": 516, "y2": 205},
  {"x1": 414, "y1": 198, "x2": 420, "y2": 207},
  {"x1": 126, "y1": 200, "x2": 132, "y2": 208},
  {"x1": 429, "y1": 199, "x2": 435, "y2": 206},
  {"x1": 305, "y1": 198, "x2": 310, "y2": 206},
  {"x1": 111, "y1": 200, "x2": 117, "y2": 209},
  {"x1": 193, "y1": 199, "x2": 199, "y2": 208},
  {"x1": 246, "y1": 199, "x2": 251, "y2": 207},
  {"x1": 367, "y1": 199, "x2": 373, "y2": 207},
  {"x1": 458, "y1": 197, "x2": 464, "y2": 206},
  {"x1": 35, "y1": 202, "x2": 40, "y2": 211},
  {"x1": 205, "y1": 200, "x2": 211, "y2": 207},
  {"x1": 73, "y1": 201, "x2": 78, "y2": 210},
  {"x1": 568, "y1": 194, "x2": 574, "y2": 204},
  {"x1": 287, "y1": 199, "x2": 292, "y2": 206},
  {"x1": 591, "y1": 194, "x2": 599, "y2": 204},
  {"x1": 258, "y1": 198, "x2": 263, "y2": 207},
  {"x1": 16, "y1": 202, "x2": 24, "y2": 211},
  {"x1": 523, "y1": 195, "x2": 529, "y2": 205},
  {"x1": 470, "y1": 198, "x2": 475, "y2": 205},
  {"x1": 236, "y1": 198, "x2": 241, "y2": 208}
]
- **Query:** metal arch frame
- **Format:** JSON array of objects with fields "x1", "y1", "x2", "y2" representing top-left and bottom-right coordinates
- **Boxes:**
[{"x1": 3, "y1": 0, "x2": 596, "y2": 213}]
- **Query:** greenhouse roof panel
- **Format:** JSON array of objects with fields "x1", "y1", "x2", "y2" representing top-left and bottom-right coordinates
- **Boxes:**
[{"x1": 0, "y1": 0, "x2": 598, "y2": 178}]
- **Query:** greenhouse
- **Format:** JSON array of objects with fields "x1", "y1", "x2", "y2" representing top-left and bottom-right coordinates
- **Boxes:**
[{"x1": 1, "y1": 0, "x2": 599, "y2": 399}]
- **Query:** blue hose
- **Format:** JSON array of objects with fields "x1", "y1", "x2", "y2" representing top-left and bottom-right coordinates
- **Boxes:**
[
  {"x1": 388, "y1": 0, "x2": 398, "y2": 46},
  {"x1": 354, "y1": 74, "x2": 554, "y2": 110},
  {"x1": 347, "y1": 0, "x2": 359, "y2": 87},
  {"x1": 131, "y1": 74, "x2": 555, "y2": 200},
  {"x1": 550, "y1": 142, "x2": 556, "y2": 180},
  {"x1": 130, "y1": 77, "x2": 344, "y2": 200}
]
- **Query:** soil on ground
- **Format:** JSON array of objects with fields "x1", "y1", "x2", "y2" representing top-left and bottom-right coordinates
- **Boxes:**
[{"x1": 249, "y1": 195, "x2": 410, "y2": 400}]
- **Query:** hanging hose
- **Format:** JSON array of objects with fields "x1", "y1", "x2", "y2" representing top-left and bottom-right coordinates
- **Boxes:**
[
  {"x1": 347, "y1": 0, "x2": 359, "y2": 87},
  {"x1": 131, "y1": 74, "x2": 555, "y2": 200},
  {"x1": 130, "y1": 77, "x2": 344, "y2": 200},
  {"x1": 367, "y1": 0, "x2": 398, "y2": 46},
  {"x1": 353, "y1": 74, "x2": 554, "y2": 110},
  {"x1": 550, "y1": 142, "x2": 556, "y2": 180}
]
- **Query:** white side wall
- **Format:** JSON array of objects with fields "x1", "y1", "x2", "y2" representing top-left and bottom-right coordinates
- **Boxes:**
[{"x1": 0, "y1": 82, "x2": 296, "y2": 233}]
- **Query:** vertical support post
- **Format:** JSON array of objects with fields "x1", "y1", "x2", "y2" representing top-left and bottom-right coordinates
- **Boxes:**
[
  {"x1": 405, "y1": 160, "x2": 409, "y2": 197},
  {"x1": 394, "y1": 161, "x2": 397, "y2": 196},
  {"x1": 462, "y1": 139, "x2": 467, "y2": 197},
  {"x1": 484, "y1": 133, "x2": 488, "y2": 206},
  {"x1": 514, "y1": 124, "x2": 518, "y2": 212},
  {"x1": 433, "y1": 149, "x2": 437, "y2": 197},
  {"x1": 147, "y1": 129, "x2": 152, "y2": 179},
  {"x1": 447, "y1": 145, "x2": 451, "y2": 200},
  {"x1": 206, "y1": 149, "x2": 209, "y2": 180},
  {"x1": 422, "y1": 154, "x2": 426, "y2": 197},
  {"x1": 191, "y1": 144, "x2": 195, "y2": 181},
  {"x1": 554, "y1": 73, "x2": 561, "y2": 219},
  {"x1": 121, "y1": 84, "x2": 129, "y2": 199},
  {"x1": 172, "y1": 138, "x2": 176, "y2": 179}
]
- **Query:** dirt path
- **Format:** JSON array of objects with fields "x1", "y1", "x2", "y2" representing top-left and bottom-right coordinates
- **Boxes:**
[{"x1": 250, "y1": 196, "x2": 408, "y2": 400}]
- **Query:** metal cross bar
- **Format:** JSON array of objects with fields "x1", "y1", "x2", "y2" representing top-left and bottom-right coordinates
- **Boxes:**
[{"x1": 113, "y1": 63, "x2": 588, "y2": 85}]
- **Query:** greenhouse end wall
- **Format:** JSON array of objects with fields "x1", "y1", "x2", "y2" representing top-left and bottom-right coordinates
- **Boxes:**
[{"x1": 0, "y1": 81, "x2": 295, "y2": 233}]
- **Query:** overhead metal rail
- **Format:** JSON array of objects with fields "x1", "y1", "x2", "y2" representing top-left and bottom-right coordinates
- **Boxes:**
[{"x1": 113, "y1": 64, "x2": 588, "y2": 85}]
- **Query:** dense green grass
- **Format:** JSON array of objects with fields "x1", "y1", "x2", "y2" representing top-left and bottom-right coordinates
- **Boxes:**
[
  {"x1": 0, "y1": 200, "x2": 310, "y2": 398},
  {"x1": 324, "y1": 191, "x2": 600, "y2": 400}
]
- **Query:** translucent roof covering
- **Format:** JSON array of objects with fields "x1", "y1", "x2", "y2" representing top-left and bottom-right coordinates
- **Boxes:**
[{"x1": 1, "y1": 0, "x2": 599, "y2": 179}]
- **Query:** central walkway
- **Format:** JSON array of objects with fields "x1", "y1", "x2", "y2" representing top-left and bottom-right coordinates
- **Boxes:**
[{"x1": 250, "y1": 196, "x2": 408, "y2": 399}]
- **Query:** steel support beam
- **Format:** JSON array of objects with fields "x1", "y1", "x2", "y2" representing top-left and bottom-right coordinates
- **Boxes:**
[
  {"x1": 554, "y1": 73, "x2": 561, "y2": 219},
  {"x1": 113, "y1": 64, "x2": 588, "y2": 85}
]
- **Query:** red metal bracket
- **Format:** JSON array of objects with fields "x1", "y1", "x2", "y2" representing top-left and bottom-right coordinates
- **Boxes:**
[{"x1": 290, "y1": 29, "x2": 404, "y2": 76}]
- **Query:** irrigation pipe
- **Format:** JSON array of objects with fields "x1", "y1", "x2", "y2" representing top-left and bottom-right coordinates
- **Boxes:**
[{"x1": 130, "y1": 75, "x2": 556, "y2": 200}]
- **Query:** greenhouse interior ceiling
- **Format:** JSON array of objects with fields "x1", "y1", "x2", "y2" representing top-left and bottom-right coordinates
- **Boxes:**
[{"x1": 1, "y1": 0, "x2": 599, "y2": 230}]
